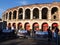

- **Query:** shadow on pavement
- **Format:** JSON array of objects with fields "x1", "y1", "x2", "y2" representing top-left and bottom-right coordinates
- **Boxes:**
[{"x1": 0, "y1": 34, "x2": 60, "y2": 45}]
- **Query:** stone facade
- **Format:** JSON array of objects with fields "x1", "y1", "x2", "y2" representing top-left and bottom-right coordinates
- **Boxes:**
[{"x1": 2, "y1": 2, "x2": 60, "y2": 31}]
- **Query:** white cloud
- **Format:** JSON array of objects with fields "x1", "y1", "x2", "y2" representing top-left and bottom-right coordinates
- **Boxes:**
[
  {"x1": 20, "y1": 1, "x2": 28, "y2": 5},
  {"x1": 16, "y1": 0, "x2": 29, "y2": 5},
  {"x1": 0, "y1": 8, "x2": 5, "y2": 12},
  {"x1": 0, "y1": 8, "x2": 5, "y2": 18}
]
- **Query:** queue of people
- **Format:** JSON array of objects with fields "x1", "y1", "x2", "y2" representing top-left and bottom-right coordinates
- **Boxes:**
[
  {"x1": 6, "y1": 23, "x2": 59, "y2": 38},
  {"x1": 4, "y1": 23, "x2": 59, "y2": 45}
]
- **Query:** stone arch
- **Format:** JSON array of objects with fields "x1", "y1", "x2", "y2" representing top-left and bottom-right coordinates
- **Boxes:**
[
  {"x1": 18, "y1": 8, "x2": 23, "y2": 19},
  {"x1": 24, "y1": 22, "x2": 30, "y2": 30},
  {"x1": 12, "y1": 23, "x2": 16, "y2": 29},
  {"x1": 41, "y1": 6, "x2": 50, "y2": 10},
  {"x1": 25, "y1": 7, "x2": 31, "y2": 10},
  {"x1": 41, "y1": 22, "x2": 48, "y2": 31},
  {"x1": 18, "y1": 7, "x2": 24, "y2": 10},
  {"x1": 13, "y1": 10, "x2": 17, "y2": 19},
  {"x1": 4, "y1": 14, "x2": 7, "y2": 20},
  {"x1": 33, "y1": 8, "x2": 39, "y2": 19},
  {"x1": 32, "y1": 22, "x2": 39, "y2": 31},
  {"x1": 52, "y1": 23, "x2": 58, "y2": 29},
  {"x1": 41, "y1": 7, "x2": 48, "y2": 19},
  {"x1": 8, "y1": 23, "x2": 11, "y2": 30},
  {"x1": 32, "y1": 7, "x2": 40, "y2": 10},
  {"x1": 6, "y1": 13, "x2": 8, "y2": 20},
  {"x1": 17, "y1": 22, "x2": 22, "y2": 30},
  {"x1": 51, "y1": 6, "x2": 59, "y2": 20},
  {"x1": 25, "y1": 9, "x2": 31, "y2": 19},
  {"x1": 9, "y1": 11, "x2": 12, "y2": 20},
  {"x1": 51, "y1": 7, "x2": 58, "y2": 15},
  {"x1": 51, "y1": 6, "x2": 59, "y2": 11}
]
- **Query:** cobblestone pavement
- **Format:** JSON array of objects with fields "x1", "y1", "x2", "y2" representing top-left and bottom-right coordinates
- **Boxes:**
[
  {"x1": 0, "y1": 37, "x2": 60, "y2": 45},
  {"x1": 0, "y1": 34, "x2": 60, "y2": 45}
]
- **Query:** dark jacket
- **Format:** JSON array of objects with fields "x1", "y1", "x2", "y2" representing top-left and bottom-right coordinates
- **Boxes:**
[
  {"x1": 48, "y1": 27, "x2": 52, "y2": 39},
  {"x1": 55, "y1": 27, "x2": 59, "y2": 34}
]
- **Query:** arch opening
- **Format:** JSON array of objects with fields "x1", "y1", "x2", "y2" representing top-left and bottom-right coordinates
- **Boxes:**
[
  {"x1": 52, "y1": 23, "x2": 58, "y2": 30},
  {"x1": 13, "y1": 11, "x2": 17, "y2": 19},
  {"x1": 12, "y1": 23, "x2": 16, "y2": 29},
  {"x1": 24, "y1": 22, "x2": 30, "y2": 30},
  {"x1": 33, "y1": 8, "x2": 39, "y2": 19},
  {"x1": 18, "y1": 8, "x2": 23, "y2": 19},
  {"x1": 8, "y1": 23, "x2": 11, "y2": 30},
  {"x1": 32, "y1": 22, "x2": 39, "y2": 31},
  {"x1": 42, "y1": 8, "x2": 48, "y2": 19},
  {"x1": 25, "y1": 9, "x2": 30, "y2": 19},
  {"x1": 51, "y1": 7, "x2": 58, "y2": 15},
  {"x1": 17, "y1": 23, "x2": 22, "y2": 30},
  {"x1": 41, "y1": 22, "x2": 48, "y2": 31},
  {"x1": 51, "y1": 7, "x2": 58, "y2": 19},
  {"x1": 9, "y1": 12, "x2": 12, "y2": 20}
]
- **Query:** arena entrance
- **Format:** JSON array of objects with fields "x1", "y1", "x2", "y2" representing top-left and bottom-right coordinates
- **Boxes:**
[
  {"x1": 13, "y1": 11, "x2": 17, "y2": 19},
  {"x1": 17, "y1": 23, "x2": 22, "y2": 30},
  {"x1": 8, "y1": 23, "x2": 11, "y2": 30},
  {"x1": 18, "y1": 8, "x2": 23, "y2": 19},
  {"x1": 52, "y1": 23, "x2": 58, "y2": 29},
  {"x1": 32, "y1": 22, "x2": 39, "y2": 31},
  {"x1": 51, "y1": 7, "x2": 58, "y2": 20},
  {"x1": 12, "y1": 23, "x2": 16, "y2": 29},
  {"x1": 25, "y1": 9, "x2": 30, "y2": 19},
  {"x1": 33, "y1": 8, "x2": 39, "y2": 19},
  {"x1": 24, "y1": 22, "x2": 30, "y2": 31},
  {"x1": 42, "y1": 8, "x2": 48, "y2": 19},
  {"x1": 41, "y1": 23, "x2": 48, "y2": 31}
]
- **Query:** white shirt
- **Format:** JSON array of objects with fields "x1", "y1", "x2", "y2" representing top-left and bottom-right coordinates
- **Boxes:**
[{"x1": 11, "y1": 27, "x2": 14, "y2": 30}]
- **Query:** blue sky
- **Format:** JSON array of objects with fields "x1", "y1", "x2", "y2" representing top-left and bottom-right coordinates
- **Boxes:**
[{"x1": 0, "y1": 0, "x2": 60, "y2": 18}]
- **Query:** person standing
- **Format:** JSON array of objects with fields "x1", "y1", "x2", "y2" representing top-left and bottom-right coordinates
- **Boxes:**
[
  {"x1": 25, "y1": 24, "x2": 31, "y2": 36},
  {"x1": 42, "y1": 23, "x2": 52, "y2": 45},
  {"x1": 52, "y1": 23, "x2": 59, "y2": 45},
  {"x1": 55, "y1": 27, "x2": 59, "y2": 45},
  {"x1": 48, "y1": 27, "x2": 52, "y2": 45}
]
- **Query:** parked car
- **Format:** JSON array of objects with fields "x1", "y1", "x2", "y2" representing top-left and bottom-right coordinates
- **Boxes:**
[{"x1": 17, "y1": 30, "x2": 28, "y2": 38}]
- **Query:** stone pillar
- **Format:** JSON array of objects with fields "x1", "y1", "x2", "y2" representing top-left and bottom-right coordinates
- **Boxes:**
[
  {"x1": 4, "y1": 15, "x2": 6, "y2": 20},
  {"x1": 31, "y1": 10, "x2": 33, "y2": 19},
  {"x1": 16, "y1": 10, "x2": 18, "y2": 20},
  {"x1": 59, "y1": 9, "x2": 60, "y2": 20},
  {"x1": 23, "y1": 9, "x2": 25, "y2": 19},
  {"x1": 58, "y1": 9, "x2": 60, "y2": 31},
  {"x1": 11, "y1": 11, "x2": 13, "y2": 20},
  {"x1": 3, "y1": 15, "x2": 4, "y2": 21},
  {"x1": 39, "y1": 23, "x2": 41, "y2": 29},
  {"x1": 22, "y1": 22, "x2": 24, "y2": 29},
  {"x1": 39, "y1": 10, "x2": 41, "y2": 19},
  {"x1": 30, "y1": 23, "x2": 32, "y2": 29},
  {"x1": 2, "y1": 15, "x2": 3, "y2": 20},
  {"x1": 16, "y1": 23, "x2": 17, "y2": 30}
]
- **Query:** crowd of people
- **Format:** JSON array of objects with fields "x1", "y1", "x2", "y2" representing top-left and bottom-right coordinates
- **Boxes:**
[
  {"x1": 1, "y1": 23, "x2": 59, "y2": 38},
  {"x1": 0, "y1": 23, "x2": 59, "y2": 45},
  {"x1": 22, "y1": 23, "x2": 59, "y2": 45}
]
